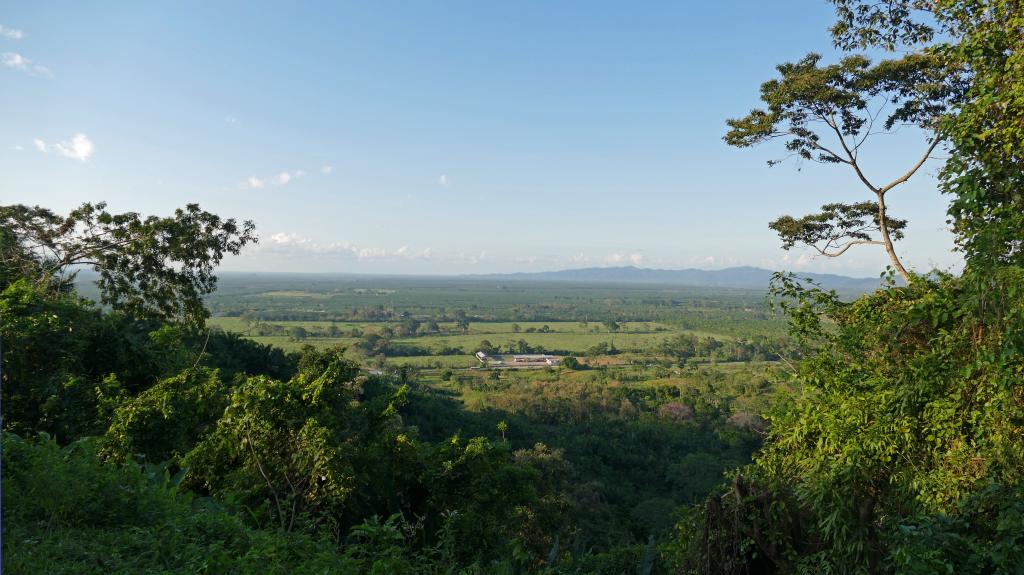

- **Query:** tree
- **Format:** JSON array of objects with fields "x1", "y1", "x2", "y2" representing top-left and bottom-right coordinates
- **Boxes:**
[
  {"x1": 724, "y1": 49, "x2": 962, "y2": 281},
  {"x1": 355, "y1": 333, "x2": 387, "y2": 356},
  {"x1": 818, "y1": 1, "x2": 1023, "y2": 268},
  {"x1": 241, "y1": 311, "x2": 260, "y2": 335},
  {"x1": 513, "y1": 339, "x2": 532, "y2": 354},
  {"x1": 453, "y1": 310, "x2": 470, "y2": 333},
  {"x1": 0, "y1": 202, "x2": 256, "y2": 325},
  {"x1": 398, "y1": 317, "x2": 421, "y2": 337},
  {"x1": 683, "y1": 2, "x2": 1024, "y2": 573},
  {"x1": 289, "y1": 326, "x2": 309, "y2": 342},
  {"x1": 183, "y1": 348, "x2": 364, "y2": 533},
  {"x1": 477, "y1": 340, "x2": 496, "y2": 355},
  {"x1": 602, "y1": 319, "x2": 620, "y2": 333}
]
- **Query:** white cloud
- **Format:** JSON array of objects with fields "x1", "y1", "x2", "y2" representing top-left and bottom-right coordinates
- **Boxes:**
[
  {"x1": 243, "y1": 169, "x2": 303, "y2": 189},
  {"x1": 604, "y1": 252, "x2": 644, "y2": 265},
  {"x1": 687, "y1": 254, "x2": 748, "y2": 269},
  {"x1": 569, "y1": 253, "x2": 590, "y2": 265},
  {"x1": 224, "y1": 115, "x2": 238, "y2": 126},
  {"x1": 54, "y1": 133, "x2": 94, "y2": 161},
  {"x1": 8, "y1": 144, "x2": 23, "y2": 151},
  {"x1": 33, "y1": 134, "x2": 94, "y2": 161},
  {"x1": 780, "y1": 252, "x2": 815, "y2": 269},
  {"x1": 269, "y1": 232, "x2": 314, "y2": 247},
  {"x1": 261, "y1": 232, "x2": 433, "y2": 262},
  {"x1": 438, "y1": 174, "x2": 449, "y2": 186},
  {"x1": 357, "y1": 247, "x2": 387, "y2": 259},
  {"x1": 357, "y1": 245, "x2": 431, "y2": 261},
  {"x1": 0, "y1": 25, "x2": 24, "y2": 40},
  {"x1": 2, "y1": 52, "x2": 25, "y2": 67},
  {"x1": 276, "y1": 170, "x2": 304, "y2": 184},
  {"x1": 2, "y1": 52, "x2": 51, "y2": 77},
  {"x1": 321, "y1": 165, "x2": 333, "y2": 174}
]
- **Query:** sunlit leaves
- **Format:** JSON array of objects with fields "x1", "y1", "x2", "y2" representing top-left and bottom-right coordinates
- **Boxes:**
[
  {"x1": 0, "y1": 202, "x2": 257, "y2": 325},
  {"x1": 724, "y1": 52, "x2": 955, "y2": 167},
  {"x1": 769, "y1": 201, "x2": 907, "y2": 256}
]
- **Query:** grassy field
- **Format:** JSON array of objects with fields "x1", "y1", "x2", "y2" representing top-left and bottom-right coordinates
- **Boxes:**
[
  {"x1": 204, "y1": 275, "x2": 787, "y2": 383},
  {"x1": 200, "y1": 273, "x2": 786, "y2": 339},
  {"x1": 209, "y1": 317, "x2": 738, "y2": 356}
]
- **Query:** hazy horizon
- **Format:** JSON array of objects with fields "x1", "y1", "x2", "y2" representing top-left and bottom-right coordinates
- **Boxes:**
[{"x1": 201, "y1": 263, "x2": 888, "y2": 280}]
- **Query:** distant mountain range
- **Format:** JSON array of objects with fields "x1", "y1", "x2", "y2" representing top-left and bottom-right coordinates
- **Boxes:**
[{"x1": 470, "y1": 265, "x2": 888, "y2": 291}]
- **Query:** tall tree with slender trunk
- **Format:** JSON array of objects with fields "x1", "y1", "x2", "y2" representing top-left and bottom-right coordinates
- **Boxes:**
[{"x1": 725, "y1": 51, "x2": 964, "y2": 282}]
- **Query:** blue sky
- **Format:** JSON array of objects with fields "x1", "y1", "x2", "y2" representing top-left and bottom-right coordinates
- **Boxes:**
[{"x1": 1, "y1": 1, "x2": 960, "y2": 276}]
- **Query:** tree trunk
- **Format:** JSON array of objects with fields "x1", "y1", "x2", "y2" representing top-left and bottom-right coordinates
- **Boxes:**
[{"x1": 877, "y1": 192, "x2": 910, "y2": 282}]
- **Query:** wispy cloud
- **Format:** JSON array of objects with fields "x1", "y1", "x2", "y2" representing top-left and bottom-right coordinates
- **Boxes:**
[
  {"x1": 33, "y1": 134, "x2": 94, "y2": 161},
  {"x1": 604, "y1": 252, "x2": 644, "y2": 265},
  {"x1": 321, "y1": 165, "x2": 333, "y2": 175},
  {"x1": 356, "y1": 244, "x2": 431, "y2": 261},
  {"x1": 437, "y1": 174, "x2": 449, "y2": 186},
  {"x1": 690, "y1": 255, "x2": 746, "y2": 269},
  {"x1": 261, "y1": 233, "x2": 432, "y2": 262},
  {"x1": 0, "y1": 25, "x2": 24, "y2": 40},
  {"x1": 242, "y1": 169, "x2": 304, "y2": 189},
  {"x1": 2, "y1": 52, "x2": 51, "y2": 77}
]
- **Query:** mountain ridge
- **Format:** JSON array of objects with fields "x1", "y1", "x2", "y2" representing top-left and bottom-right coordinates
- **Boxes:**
[{"x1": 467, "y1": 265, "x2": 888, "y2": 291}]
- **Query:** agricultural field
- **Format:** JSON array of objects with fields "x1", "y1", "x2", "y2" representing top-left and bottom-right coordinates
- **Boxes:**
[
  {"x1": 209, "y1": 318, "x2": 684, "y2": 354},
  {"x1": 205, "y1": 274, "x2": 791, "y2": 370},
  {"x1": 204, "y1": 273, "x2": 782, "y2": 334}
]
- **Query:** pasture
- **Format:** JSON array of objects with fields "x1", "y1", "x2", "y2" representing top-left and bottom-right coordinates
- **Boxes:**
[{"x1": 206, "y1": 274, "x2": 789, "y2": 375}]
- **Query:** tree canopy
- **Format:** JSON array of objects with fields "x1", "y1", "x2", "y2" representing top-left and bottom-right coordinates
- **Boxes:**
[
  {"x1": 0, "y1": 202, "x2": 256, "y2": 325},
  {"x1": 683, "y1": 2, "x2": 1024, "y2": 573},
  {"x1": 724, "y1": 34, "x2": 964, "y2": 280}
]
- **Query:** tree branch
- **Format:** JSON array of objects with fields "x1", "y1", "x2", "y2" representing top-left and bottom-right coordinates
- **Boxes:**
[
  {"x1": 826, "y1": 113, "x2": 880, "y2": 191},
  {"x1": 879, "y1": 136, "x2": 942, "y2": 195},
  {"x1": 244, "y1": 425, "x2": 286, "y2": 531},
  {"x1": 814, "y1": 239, "x2": 885, "y2": 257}
]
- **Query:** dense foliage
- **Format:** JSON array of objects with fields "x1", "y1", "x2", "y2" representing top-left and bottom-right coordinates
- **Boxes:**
[
  {"x1": 0, "y1": 280, "x2": 558, "y2": 571},
  {"x1": 2, "y1": 203, "x2": 777, "y2": 572},
  {"x1": 0, "y1": 202, "x2": 255, "y2": 325},
  {"x1": 682, "y1": 1, "x2": 1024, "y2": 573}
]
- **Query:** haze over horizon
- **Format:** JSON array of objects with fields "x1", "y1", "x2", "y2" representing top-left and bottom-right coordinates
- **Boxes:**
[
  {"x1": 204, "y1": 263, "x2": 888, "y2": 282},
  {"x1": 2, "y1": 1, "x2": 962, "y2": 276}
]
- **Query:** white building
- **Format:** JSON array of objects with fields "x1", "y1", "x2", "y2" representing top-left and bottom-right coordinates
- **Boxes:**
[{"x1": 511, "y1": 354, "x2": 561, "y2": 365}]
